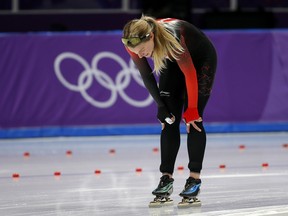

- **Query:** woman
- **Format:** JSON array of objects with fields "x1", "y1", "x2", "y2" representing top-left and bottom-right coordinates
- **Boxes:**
[{"x1": 121, "y1": 15, "x2": 217, "y2": 207}]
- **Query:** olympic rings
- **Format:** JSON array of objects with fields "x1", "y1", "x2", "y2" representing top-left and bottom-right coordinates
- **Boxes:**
[{"x1": 54, "y1": 51, "x2": 153, "y2": 108}]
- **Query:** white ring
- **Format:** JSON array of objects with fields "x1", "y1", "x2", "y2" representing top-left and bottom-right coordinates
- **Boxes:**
[{"x1": 54, "y1": 51, "x2": 153, "y2": 108}]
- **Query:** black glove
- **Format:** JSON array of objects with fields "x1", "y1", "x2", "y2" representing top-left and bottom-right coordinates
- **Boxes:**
[{"x1": 157, "y1": 106, "x2": 172, "y2": 123}]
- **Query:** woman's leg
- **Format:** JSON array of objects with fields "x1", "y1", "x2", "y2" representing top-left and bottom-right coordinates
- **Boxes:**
[
  {"x1": 187, "y1": 96, "x2": 209, "y2": 174},
  {"x1": 158, "y1": 60, "x2": 185, "y2": 176},
  {"x1": 187, "y1": 59, "x2": 216, "y2": 176},
  {"x1": 179, "y1": 61, "x2": 216, "y2": 200}
]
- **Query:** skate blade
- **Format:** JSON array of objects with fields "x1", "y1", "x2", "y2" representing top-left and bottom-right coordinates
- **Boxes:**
[
  {"x1": 177, "y1": 198, "x2": 201, "y2": 208},
  {"x1": 148, "y1": 200, "x2": 173, "y2": 208}
]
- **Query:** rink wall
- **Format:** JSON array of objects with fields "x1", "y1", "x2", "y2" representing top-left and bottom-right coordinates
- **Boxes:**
[{"x1": 1, "y1": 30, "x2": 288, "y2": 138}]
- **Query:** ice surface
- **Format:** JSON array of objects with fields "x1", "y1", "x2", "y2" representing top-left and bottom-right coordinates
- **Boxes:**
[{"x1": 0, "y1": 132, "x2": 288, "y2": 216}]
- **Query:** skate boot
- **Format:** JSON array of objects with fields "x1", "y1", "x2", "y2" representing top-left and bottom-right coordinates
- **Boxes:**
[
  {"x1": 148, "y1": 175, "x2": 174, "y2": 208},
  {"x1": 178, "y1": 177, "x2": 201, "y2": 208}
]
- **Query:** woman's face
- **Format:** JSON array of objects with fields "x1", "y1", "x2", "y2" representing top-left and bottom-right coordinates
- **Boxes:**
[{"x1": 128, "y1": 32, "x2": 154, "y2": 58}]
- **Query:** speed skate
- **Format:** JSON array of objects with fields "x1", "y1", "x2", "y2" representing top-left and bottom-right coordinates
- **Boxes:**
[
  {"x1": 178, "y1": 177, "x2": 202, "y2": 208},
  {"x1": 149, "y1": 175, "x2": 174, "y2": 207}
]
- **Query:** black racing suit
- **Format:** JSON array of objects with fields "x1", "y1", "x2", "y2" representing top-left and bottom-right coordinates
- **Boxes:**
[{"x1": 126, "y1": 18, "x2": 217, "y2": 174}]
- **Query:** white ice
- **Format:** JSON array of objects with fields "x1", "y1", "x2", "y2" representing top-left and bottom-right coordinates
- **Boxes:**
[{"x1": 0, "y1": 132, "x2": 288, "y2": 216}]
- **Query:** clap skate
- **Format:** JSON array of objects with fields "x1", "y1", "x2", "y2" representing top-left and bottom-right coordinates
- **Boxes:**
[
  {"x1": 148, "y1": 175, "x2": 174, "y2": 208},
  {"x1": 178, "y1": 177, "x2": 202, "y2": 208}
]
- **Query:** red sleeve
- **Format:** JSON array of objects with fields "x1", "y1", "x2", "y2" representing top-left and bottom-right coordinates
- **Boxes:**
[{"x1": 177, "y1": 35, "x2": 200, "y2": 122}]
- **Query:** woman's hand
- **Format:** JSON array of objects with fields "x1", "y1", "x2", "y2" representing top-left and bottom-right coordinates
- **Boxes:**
[
  {"x1": 161, "y1": 114, "x2": 175, "y2": 130},
  {"x1": 186, "y1": 117, "x2": 203, "y2": 133}
]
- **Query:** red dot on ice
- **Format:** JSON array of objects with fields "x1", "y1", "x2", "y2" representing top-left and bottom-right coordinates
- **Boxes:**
[
  {"x1": 54, "y1": 171, "x2": 61, "y2": 176},
  {"x1": 239, "y1": 145, "x2": 246, "y2": 150},
  {"x1": 23, "y1": 152, "x2": 30, "y2": 157},
  {"x1": 66, "y1": 150, "x2": 72, "y2": 156},
  {"x1": 135, "y1": 168, "x2": 142, "y2": 172},
  {"x1": 219, "y1": 164, "x2": 226, "y2": 169},
  {"x1": 95, "y1": 170, "x2": 101, "y2": 174},
  {"x1": 12, "y1": 173, "x2": 20, "y2": 178},
  {"x1": 153, "y1": 147, "x2": 159, "y2": 152},
  {"x1": 109, "y1": 149, "x2": 116, "y2": 154}
]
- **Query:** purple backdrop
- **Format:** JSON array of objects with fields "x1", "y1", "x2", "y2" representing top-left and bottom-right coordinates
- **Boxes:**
[{"x1": 0, "y1": 30, "x2": 288, "y2": 129}]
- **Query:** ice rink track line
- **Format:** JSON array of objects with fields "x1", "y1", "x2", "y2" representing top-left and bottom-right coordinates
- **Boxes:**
[{"x1": 1, "y1": 170, "x2": 287, "y2": 180}]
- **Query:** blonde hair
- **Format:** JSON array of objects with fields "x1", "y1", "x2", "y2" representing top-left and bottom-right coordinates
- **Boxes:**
[{"x1": 122, "y1": 15, "x2": 184, "y2": 75}]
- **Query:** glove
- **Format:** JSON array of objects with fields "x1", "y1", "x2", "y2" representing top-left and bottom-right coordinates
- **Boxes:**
[{"x1": 157, "y1": 106, "x2": 174, "y2": 124}]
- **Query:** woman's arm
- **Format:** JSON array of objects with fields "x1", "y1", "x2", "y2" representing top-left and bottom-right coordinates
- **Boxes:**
[
  {"x1": 126, "y1": 48, "x2": 172, "y2": 122},
  {"x1": 176, "y1": 35, "x2": 200, "y2": 123}
]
